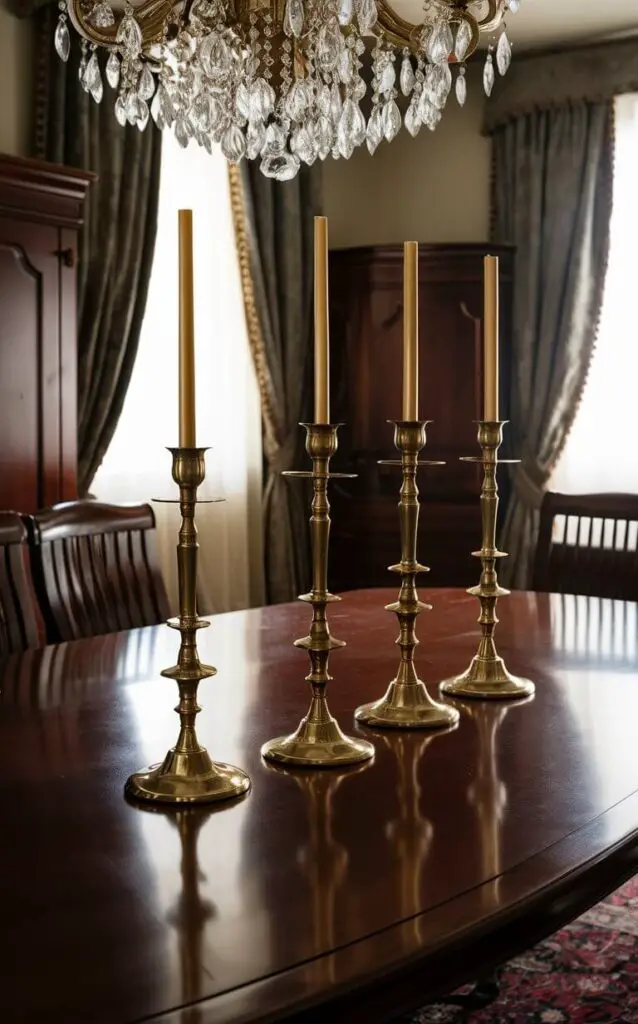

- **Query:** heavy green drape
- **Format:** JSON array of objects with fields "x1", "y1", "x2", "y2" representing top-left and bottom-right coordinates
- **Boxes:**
[
  {"x1": 33, "y1": 8, "x2": 161, "y2": 494},
  {"x1": 231, "y1": 163, "x2": 322, "y2": 604},
  {"x1": 491, "y1": 102, "x2": 614, "y2": 587}
]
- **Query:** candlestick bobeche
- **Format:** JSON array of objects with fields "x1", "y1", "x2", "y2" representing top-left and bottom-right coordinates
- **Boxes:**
[
  {"x1": 439, "y1": 421, "x2": 535, "y2": 701},
  {"x1": 355, "y1": 421, "x2": 460, "y2": 730},
  {"x1": 125, "y1": 446, "x2": 251, "y2": 803},
  {"x1": 261, "y1": 423, "x2": 375, "y2": 767}
]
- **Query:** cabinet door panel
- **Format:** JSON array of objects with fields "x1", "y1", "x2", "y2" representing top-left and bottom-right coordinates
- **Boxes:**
[
  {"x1": 0, "y1": 221, "x2": 60, "y2": 512},
  {"x1": 328, "y1": 244, "x2": 514, "y2": 590}
]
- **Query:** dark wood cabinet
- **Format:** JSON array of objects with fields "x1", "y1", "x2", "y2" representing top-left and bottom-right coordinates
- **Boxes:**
[
  {"x1": 0, "y1": 155, "x2": 92, "y2": 513},
  {"x1": 328, "y1": 243, "x2": 514, "y2": 591}
]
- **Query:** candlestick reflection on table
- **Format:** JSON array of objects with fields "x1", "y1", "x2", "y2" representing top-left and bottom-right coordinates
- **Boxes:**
[
  {"x1": 483, "y1": 255, "x2": 499, "y2": 422},
  {"x1": 379, "y1": 731, "x2": 439, "y2": 944},
  {"x1": 179, "y1": 209, "x2": 197, "y2": 448},
  {"x1": 265, "y1": 762, "x2": 368, "y2": 982},
  {"x1": 402, "y1": 241, "x2": 419, "y2": 422},
  {"x1": 314, "y1": 216, "x2": 330, "y2": 425}
]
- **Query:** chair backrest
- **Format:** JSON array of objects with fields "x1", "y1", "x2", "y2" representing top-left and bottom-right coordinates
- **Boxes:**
[
  {"x1": 532, "y1": 492, "x2": 638, "y2": 601},
  {"x1": 0, "y1": 512, "x2": 42, "y2": 655},
  {"x1": 30, "y1": 500, "x2": 170, "y2": 643}
]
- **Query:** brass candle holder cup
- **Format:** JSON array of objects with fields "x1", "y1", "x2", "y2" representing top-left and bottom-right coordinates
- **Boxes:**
[
  {"x1": 261, "y1": 424, "x2": 374, "y2": 768},
  {"x1": 440, "y1": 422, "x2": 535, "y2": 701},
  {"x1": 355, "y1": 421, "x2": 459, "y2": 730},
  {"x1": 125, "y1": 446, "x2": 251, "y2": 804}
]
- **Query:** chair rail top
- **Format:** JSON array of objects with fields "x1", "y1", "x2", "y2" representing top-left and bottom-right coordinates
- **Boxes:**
[{"x1": 33, "y1": 499, "x2": 156, "y2": 542}]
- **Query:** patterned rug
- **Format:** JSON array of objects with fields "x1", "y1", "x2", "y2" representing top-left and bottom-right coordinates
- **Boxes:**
[{"x1": 409, "y1": 876, "x2": 638, "y2": 1024}]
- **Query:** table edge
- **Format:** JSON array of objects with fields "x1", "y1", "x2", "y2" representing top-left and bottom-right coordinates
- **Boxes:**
[{"x1": 141, "y1": 786, "x2": 638, "y2": 1024}]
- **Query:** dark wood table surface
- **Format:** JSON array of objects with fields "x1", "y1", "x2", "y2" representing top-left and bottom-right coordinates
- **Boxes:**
[{"x1": 4, "y1": 587, "x2": 638, "y2": 1024}]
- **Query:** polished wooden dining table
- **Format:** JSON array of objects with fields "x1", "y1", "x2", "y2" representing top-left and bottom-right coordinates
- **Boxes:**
[{"x1": 4, "y1": 587, "x2": 638, "y2": 1024}]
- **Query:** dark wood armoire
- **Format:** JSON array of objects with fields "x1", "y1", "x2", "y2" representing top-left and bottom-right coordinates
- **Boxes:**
[
  {"x1": 0, "y1": 155, "x2": 92, "y2": 513},
  {"x1": 328, "y1": 243, "x2": 514, "y2": 592}
]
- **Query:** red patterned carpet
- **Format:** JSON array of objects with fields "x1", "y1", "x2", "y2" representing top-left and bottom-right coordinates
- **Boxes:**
[{"x1": 411, "y1": 877, "x2": 638, "y2": 1023}]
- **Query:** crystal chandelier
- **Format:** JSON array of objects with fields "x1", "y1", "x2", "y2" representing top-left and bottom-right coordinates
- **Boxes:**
[{"x1": 55, "y1": 0, "x2": 521, "y2": 179}]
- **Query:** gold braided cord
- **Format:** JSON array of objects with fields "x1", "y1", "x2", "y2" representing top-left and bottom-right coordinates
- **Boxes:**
[{"x1": 227, "y1": 163, "x2": 280, "y2": 452}]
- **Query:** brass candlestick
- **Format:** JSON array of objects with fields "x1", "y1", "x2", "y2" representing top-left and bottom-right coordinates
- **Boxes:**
[
  {"x1": 440, "y1": 422, "x2": 534, "y2": 700},
  {"x1": 261, "y1": 424, "x2": 374, "y2": 768},
  {"x1": 355, "y1": 421, "x2": 459, "y2": 730},
  {"x1": 125, "y1": 447, "x2": 251, "y2": 803}
]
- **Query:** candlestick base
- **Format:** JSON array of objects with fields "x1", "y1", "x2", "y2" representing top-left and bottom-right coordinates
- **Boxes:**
[
  {"x1": 355, "y1": 676, "x2": 459, "y2": 730},
  {"x1": 440, "y1": 656, "x2": 534, "y2": 701},
  {"x1": 125, "y1": 749, "x2": 251, "y2": 805},
  {"x1": 262, "y1": 694, "x2": 374, "y2": 767}
]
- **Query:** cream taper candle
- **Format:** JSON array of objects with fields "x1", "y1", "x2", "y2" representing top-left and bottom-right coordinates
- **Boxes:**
[
  {"x1": 314, "y1": 216, "x2": 330, "y2": 424},
  {"x1": 483, "y1": 255, "x2": 499, "y2": 422},
  {"x1": 402, "y1": 241, "x2": 419, "y2": 421},
  {"x1": 178, "y1": 209, "x2": 196, "y2": 447}
]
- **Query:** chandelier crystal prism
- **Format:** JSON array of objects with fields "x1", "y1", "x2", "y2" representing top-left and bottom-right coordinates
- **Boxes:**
[{"x1": 55, "y1": 0, "x2": 522, "y2": 179}]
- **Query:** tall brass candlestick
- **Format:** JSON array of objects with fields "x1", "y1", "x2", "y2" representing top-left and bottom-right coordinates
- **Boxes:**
[
  {"x1": 402, "y1": 242, "x2": 419, "y2": 421},
  {"x1": 355, "y1": 422, "x2": 459, "y2": 730},
  {"x1": 179, "y1": 210, "x2": 197, "y2": 448},
  {"x1": 314, "y1": 217, "x2": 330, "y2": 424},
  {"x1": 261, "y1": 424, "x2": 374, "y2": 767},
  {"x1": 439, "y1": 422, "x2": 534, "y2": 701},
  {"x1": 126, "y1": 447, "x2": 251, "y2": 803},
  {"x1": 483, "y1": 255, "x2": 499, "y2": 422}
]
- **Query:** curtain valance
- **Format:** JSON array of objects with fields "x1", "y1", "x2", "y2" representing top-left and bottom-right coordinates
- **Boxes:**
[{"x1": 484, "y1": 36, "x2": 638, "y2": 133}]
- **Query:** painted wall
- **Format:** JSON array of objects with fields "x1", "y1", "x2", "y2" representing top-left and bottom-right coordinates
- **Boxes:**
[
  {"x1": 323, "y1": 69, "x2": 491, "y2": 247},
  {"x1": 0, "y1": 6, "x2": 34, "y2": 157}
]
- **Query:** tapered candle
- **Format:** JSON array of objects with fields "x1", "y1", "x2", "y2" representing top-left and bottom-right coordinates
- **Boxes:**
[
  {"x1": 314, "y1": 216, "x2": 330, "y2": 424},
  {"x1": 178, "y1": 209, "x2": 196, "y2": 447},
  {"x1": 483, "y1": 255, "x2": 499, "y2": 422},
  {"x1": 402, "y1": 241, "x2": 419, "y2": 421}
]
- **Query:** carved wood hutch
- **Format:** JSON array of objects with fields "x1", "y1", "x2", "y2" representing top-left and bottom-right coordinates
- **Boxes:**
[
  {"x1": 0, "y1": 155, "x2": 92, "y2": 513},
  {"x1": 328, "y1": 243, "x2": 514, "y2": 592}
]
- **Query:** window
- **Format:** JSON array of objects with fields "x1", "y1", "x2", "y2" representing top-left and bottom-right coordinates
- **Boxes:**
[
  {"x1": 551, "y1": 93, "x2": 638, "y2": 496},
  {"x1": 92, "y1": 132, "x2": 263, "y2": 614}
]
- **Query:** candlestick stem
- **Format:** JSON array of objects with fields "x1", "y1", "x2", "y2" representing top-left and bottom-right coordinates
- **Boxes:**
[
  {"x1": 125, "y1": 447, "x2": 251, "y2": 803},
  {"x1": 355, "y1": 422, "x2": 459, "y2": 729},
  {"x1": 261, "y1": 424, "x2": 374, "y2": 767},
  {"x1": 440, "y1": 422, "x2": 534, "y2": 700}
]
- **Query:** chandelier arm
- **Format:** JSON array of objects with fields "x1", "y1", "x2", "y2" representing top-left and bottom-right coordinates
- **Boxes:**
[
  {"x1": 476, "y1": 0, "x2": 505, "y2": 33},
  {"x1": 377, "y1": 1, "x2": 480, "y2": 61},
  {"x1": 376, "y1": 0, "x2": 422, "y2": 52},
  {"x1": 66, "y1": 0, "x2": 173, "y2": 49}
]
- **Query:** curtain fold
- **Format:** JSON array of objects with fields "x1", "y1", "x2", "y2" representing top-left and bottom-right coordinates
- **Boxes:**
[
  {"x1": 491, "y1": 101, "x2": 614, "y2": 587},
  {"x1": 484, "y1": 38, "x2": 638, "y2": 133},
  {"x1": 33, "y1": 8, "x2": 162, "y2": 495},
  {"x1": 230, "y1": 163, "x2": 322, "y2": 604}
]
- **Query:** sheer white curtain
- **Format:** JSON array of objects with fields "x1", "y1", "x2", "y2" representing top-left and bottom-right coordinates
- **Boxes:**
[
  {"x1": 92, "y1": 131, "x2": 264, "y2": 615},
  {"x1": 551, "y1": 93, "x2": 638, "y2": 495}
]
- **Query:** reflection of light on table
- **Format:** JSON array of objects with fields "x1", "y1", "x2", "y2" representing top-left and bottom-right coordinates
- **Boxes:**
[
  {"x1": 547, "y1": 592, "x2": 638, "y2": 816},
  {"x1": 1, "y1": 634, "x2": 130, "y2": 778},
  {"x1": 550, "y1": 592, "x2": 638, "y2": 668}
]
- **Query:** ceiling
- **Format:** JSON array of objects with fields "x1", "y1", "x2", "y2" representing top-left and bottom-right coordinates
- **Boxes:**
[{"x1": 390, "y1": 0, "x2": 638, "y2": 51}]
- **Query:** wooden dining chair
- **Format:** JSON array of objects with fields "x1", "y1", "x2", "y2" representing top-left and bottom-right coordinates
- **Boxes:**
[
  {"x1": 532, "y1": 492, "x2": 638, "y2": 601},
  {"x1": 30, "y1": 500, "x2": 170, "y2": 643},
  {"x1": 0, "y1": 512, "x2": 43, "y2": 655}
]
